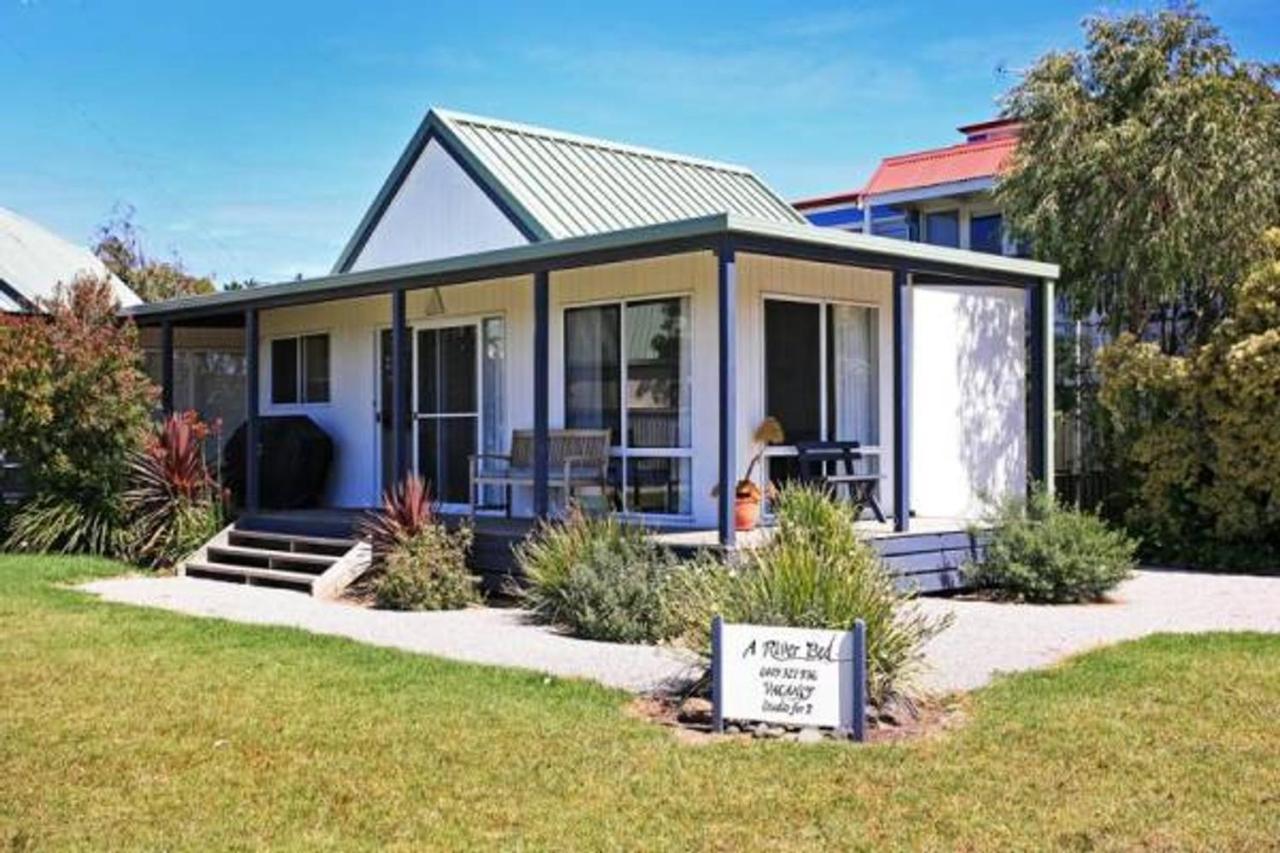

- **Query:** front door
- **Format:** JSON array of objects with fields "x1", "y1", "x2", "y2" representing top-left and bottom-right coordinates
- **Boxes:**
[{"x1": 376, "y1": 323, "x2": 483, "y2": 508}]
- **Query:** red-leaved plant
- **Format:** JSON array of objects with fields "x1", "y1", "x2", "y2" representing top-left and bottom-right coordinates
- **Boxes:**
[
  {"x1": 358, "y1": 474, "x2": 438, "y2": 565},
  {"x1": 126, "y1": 411, "x2": 225, "y2": 567}
]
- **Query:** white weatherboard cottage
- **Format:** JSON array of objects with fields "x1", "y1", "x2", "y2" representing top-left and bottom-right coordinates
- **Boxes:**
[{"x1": 129, "y1": 109, "x2": 1057, "y2": 582}]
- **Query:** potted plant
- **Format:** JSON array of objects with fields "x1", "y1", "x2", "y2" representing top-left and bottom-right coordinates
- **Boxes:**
[{"x1": 713, "y1": 417, "x2": 785, "y2": 531}]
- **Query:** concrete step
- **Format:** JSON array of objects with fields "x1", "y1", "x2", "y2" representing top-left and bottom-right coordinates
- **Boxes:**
[
  {"x1": 207, "y1": 543, "x2": 337, "y2": 570},
  {"x1": 184, "y1": 561, "x2": 318, "y2": 589}
]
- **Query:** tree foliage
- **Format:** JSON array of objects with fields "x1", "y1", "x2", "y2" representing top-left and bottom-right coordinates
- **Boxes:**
[
  {"x1": 997, "y1": 6, "x2": 1280, "y2": 346},
  {"x1": 0, "y1": 277, "x2": 155, "y2": 552},
  {"x1": 1098, "y1": 229, "x2": 1280, "y2": 566},
  {"x1": 94, "y1": 208, "x2": 217, "y2": 303}
]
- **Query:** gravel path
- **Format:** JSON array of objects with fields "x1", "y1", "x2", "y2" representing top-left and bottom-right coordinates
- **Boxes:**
[
  {"x1": 917, "y1": 569, "x2": 1280, "y2": 691},
  {"x1": 81, "y1": 569, "x2": 1279, "y2": 694},
  {"x1": 80, "y1": 576, "x2": 701, "y2": 693}
]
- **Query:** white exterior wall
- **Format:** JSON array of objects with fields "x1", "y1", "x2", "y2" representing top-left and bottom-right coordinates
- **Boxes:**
[
  {"x1": 350, "y1": 138, "x2": 530, "y2": 271},
  {"x1": 253, "y1": 256, "x2": 1024, "y2": 526},
  {"x1": 910, "y1": 284, "x2": 1026, "y2": 519},
  {"x1": 258, "y1": 278, "x2": 532, "y2": 508}
]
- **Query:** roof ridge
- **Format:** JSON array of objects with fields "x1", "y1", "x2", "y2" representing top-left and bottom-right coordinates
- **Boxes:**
[{"x1": 430, "y1": 107, "x2": 756, "y2": 175}]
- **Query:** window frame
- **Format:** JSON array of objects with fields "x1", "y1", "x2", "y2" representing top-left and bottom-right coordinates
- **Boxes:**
[
  {"x1": 268, "y1": 331, "x2": 332, "y2": 406},
  {"x1": 758, "y1": 293, "x2": 884, "y2": 494},
  {"x1": 561, "y1": 292, "x2": 695, "y2": 520}
]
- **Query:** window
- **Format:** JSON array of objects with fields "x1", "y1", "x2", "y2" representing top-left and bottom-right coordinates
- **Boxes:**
[
  {"x1": 763, "y1": 298, "x2": 880, "y2": 486},
  {"x1": 924, "y1": 210, "x2": 960, "y2": 248},
  {"x1": 271, "y1": 333, "x2": 330, "y2": 404},
  {"x1": 969, "y1": 213, "x2": 1004, "y2": 254},
  {"x1": 564, "y1": 297, "x2": 692, "y2": 515}
]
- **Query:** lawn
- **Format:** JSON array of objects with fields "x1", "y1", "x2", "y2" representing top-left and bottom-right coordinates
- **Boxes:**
[{"x1": 2, "y1": 556, "x2": 1278, "y2": 851}]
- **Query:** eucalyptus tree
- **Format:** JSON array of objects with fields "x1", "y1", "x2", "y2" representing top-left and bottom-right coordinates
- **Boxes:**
[{"x1": 996, "y1": 6, "x2": 1280, "y2": 350}]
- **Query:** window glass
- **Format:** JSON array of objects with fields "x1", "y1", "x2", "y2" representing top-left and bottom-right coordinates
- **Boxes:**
[
  {"x1": 924, "y1": 210, "x2": 960, "y2": 247},
  {"x1": 271, "y1": 338, "x2": 298, "y2": 404},
  {"x1": 625, "y1": 298, "x2": 690, "y2": 449},
  {"x1": 764, "y1": 300, "x2": 821, "y2": 443},
  {"x1": 302, "y1": 334, "x2": 330, "y2": 403},
  {"x1": 564, "y1": 305, "x2": 621, "y2": 444},
  {"x1": 969, "y1": 213, "x2": 1004, "y2": 254},
  {"x1": 827, "y1": 305, "x2": 879, "y2": 445}
]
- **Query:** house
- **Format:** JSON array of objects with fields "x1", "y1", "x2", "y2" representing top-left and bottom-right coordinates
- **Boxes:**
[
  {"x1": 125, "y1": 109, "x2": 1057, "y2": 566},
  {"x1": 792, "y1": 118, "x2": 1021, "y2": 253}
]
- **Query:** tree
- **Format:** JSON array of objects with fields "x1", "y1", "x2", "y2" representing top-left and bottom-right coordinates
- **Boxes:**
[
  {"x1": 996, "y1": 5, "x2": 1280, "y2": 350},
  {"x1": 94, "y1": 208, "x2": 217, "y2": 303},
  {"x1": 0, "y1": 276, "x2": 155, "y2": 553}
]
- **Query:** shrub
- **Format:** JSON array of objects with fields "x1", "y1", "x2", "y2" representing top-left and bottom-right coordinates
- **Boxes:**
[
  {"x1": 970, "y1": 488, "x2": 1137, "y2": 603},
  {"x1": 515, "y1": 509, "x2": 682, "y2": 644},
  {"x1": 375, "y1": 523, "x2": 478, "y2": 611},
  {"x1": 4, "y1": 493, "x2": 131, "y2": 556},
  {"x1": 1098, "y1": 230, "x2": 1280, "y2": 568},
  {"x1": 0, "y1": 276, "x2": 154, "y2": 555},
  {"x1": 672, "y1": 485, "x2": 951, "y2": 709},
  {"x1": 358, "y1": 475, "x2": 436, "y2": 565},
  {"x1": 125, "y1": 412, "x2": 225, "y2": 569}
]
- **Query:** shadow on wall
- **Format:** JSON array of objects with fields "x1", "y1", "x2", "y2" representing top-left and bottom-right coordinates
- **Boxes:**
[{"x1": 956, "y1": 289, "x2": 1026, "y2": 512}]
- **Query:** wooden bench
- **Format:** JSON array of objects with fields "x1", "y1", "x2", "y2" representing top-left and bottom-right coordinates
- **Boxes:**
[
  {"x1": 469, "y1": 429, "x2": 612, "y2": 517},
  {"x1": 794, "y1": 440, "x2": 887, "y2": 523}
]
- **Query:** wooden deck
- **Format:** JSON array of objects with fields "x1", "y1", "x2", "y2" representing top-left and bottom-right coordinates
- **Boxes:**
[{"x1": 238, "y1": 509, "x2": 983, "y2": 595}]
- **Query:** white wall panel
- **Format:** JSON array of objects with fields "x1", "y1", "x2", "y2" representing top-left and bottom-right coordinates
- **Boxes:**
[{"x1": 351, "y1": 138, "x2": 529, "y2": 271}]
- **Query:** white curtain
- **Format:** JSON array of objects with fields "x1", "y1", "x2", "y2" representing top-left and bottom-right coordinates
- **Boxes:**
[{"x1": 830, "y1": 305, "x2": 879, "y2": 447}]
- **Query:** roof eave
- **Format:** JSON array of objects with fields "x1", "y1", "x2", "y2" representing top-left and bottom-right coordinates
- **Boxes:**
[{"x1": 125, "y1": 213, "x2": 1057, "y2": 322}]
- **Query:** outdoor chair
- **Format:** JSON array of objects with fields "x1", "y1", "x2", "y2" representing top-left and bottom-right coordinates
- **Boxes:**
[
  {"x1": 469, "y1": 428, "x2": 613, "y2": 517},
  {"x1": 793, "y1": 440, "x2": 887, "y2": 523}
]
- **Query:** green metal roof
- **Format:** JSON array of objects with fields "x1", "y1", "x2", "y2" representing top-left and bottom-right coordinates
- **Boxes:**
[{"x1": 333, "y1": 108, "x2": 806, "y2": 272}]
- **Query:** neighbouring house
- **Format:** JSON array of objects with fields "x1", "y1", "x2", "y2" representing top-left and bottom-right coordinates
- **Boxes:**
[
  {"x1": 125, "y1": 108, "x2": 1057, "y2": 590},
  {"x1": 793, "y1": 119, "x2": 1102, "y2": 503},
  {"x1": 0, "y1": 205, "x2": 140, "y2": 313},
  {"x1": 0, "y1": 206, "x2": 142, "y2": 501}
]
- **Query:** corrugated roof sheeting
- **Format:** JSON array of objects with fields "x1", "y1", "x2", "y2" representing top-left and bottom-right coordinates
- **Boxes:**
[
  {"x1": 438, "y1": 110, "x2": 805, "y2": 240},
  {"x1": 0, "y1": 206, "x2": 140, "y2": 309}
]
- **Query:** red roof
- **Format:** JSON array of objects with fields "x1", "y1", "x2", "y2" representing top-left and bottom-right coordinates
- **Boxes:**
[
  {"x1": 793, "y1": 120, "x2": 1020, "y2": 209},
  {"x1": 861, "y1": 134, "x2": 1016, "y2": 197}
]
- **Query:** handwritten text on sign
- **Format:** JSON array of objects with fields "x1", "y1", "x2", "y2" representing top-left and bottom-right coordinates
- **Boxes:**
[{"x1": 717, "y1": 623, "x2": 855, "y2": 730}]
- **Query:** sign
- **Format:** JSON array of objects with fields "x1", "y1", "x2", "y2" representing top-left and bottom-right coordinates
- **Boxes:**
[{"x1": 712, "y1": 618, "x2": 866, "y2": 740}]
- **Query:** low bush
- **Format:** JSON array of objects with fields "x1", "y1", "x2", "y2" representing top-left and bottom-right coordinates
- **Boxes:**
[
  {"x1": 358, "y1": 475, "x2": 478, "y2": 611},
  {"x1": 970, "y1": 488, "x2": 1137, "y2": 603},
  {"x1": 3, "y1": 493, "x2": 131, "y2": 556},
  {"x1": 672, "y1": 485, "x2": 951, "y2": 709},
  {"x1": 515, "y1": 509, "x2": 683, "y2": 644},
  {"x1": 375, "y1": 523, "x2": 478, "y2": 611},
  {"x1": 125, "y1": 412, "x2": 225, "y2": 569}
]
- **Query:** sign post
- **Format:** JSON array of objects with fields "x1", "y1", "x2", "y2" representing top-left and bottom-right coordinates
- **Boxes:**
[{"x1": 711, "y1": 617, "x2": 868, "y2": 742}]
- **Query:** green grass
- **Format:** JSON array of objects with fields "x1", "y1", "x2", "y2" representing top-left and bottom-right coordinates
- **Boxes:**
[{"x1": 2, "y1": 555, "x2": 1278, "y2": 851}]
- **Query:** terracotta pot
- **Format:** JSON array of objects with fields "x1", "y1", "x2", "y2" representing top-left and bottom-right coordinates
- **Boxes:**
[{"x1": 734, "y1": 495, "x2": 761, "y2": 531}]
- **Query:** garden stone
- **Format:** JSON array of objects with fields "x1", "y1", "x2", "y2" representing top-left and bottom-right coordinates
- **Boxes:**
[
  {"x1": 797, "y1": 727, "x2": 823, "y2": 744},
  {"x1": 725, "y1": 724, "x2": 741, "y2": 735},
  {"x1": 677, "y1": 697, "x2": 712, "y2": 724}
]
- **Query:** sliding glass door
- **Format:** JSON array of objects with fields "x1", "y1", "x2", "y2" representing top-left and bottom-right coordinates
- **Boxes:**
[
  {"x1": 564, "y1": 297, "x2": 692, "y2": 516},
  {"x1": 763, "y1": 298, "x2": 880, "y2": 486}
]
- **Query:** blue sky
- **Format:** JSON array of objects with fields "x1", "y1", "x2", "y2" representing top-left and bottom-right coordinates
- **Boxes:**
[{"x1": 2, "y1": 1, "x2": 1275, "y2": 284}]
